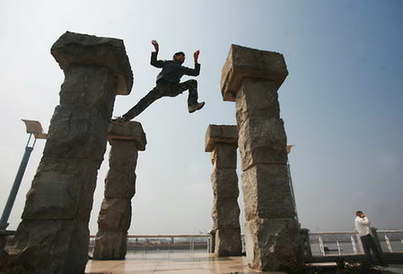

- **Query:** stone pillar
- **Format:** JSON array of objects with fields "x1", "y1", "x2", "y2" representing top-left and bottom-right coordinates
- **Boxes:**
[
  {"x1": 5, "y1": 32, "x2": 133, "y2": 274},
  {"x1": 205, "y1": 125, "x2": 242, "y2": 257},
  {"x1": 221, "y1": 45, "x2": 302, "y2": 271},
  {"x1": 93, "y1": 121, "x2": 146, "y2": 259}
]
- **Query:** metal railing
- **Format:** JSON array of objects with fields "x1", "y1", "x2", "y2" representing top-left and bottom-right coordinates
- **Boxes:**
[
  {"x1": 309, "y1": 229, "x2": 403, "y2": 257},
  {"x1": 88, "y1": 230, "x2": 403, "y2": 257},
  {"x1": 89, "y1": 234, "x2": 211, "y2": 255}
]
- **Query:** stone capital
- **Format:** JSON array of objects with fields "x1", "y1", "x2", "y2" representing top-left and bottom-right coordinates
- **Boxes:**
[
  {"x1": 220, "y1": 44, "x2": 288, "y2": 101},
  {"x1": 51, "y1": 31, "x2": 133, "y2": 95},
  {"x1": 108, "y1": 121, "x2": 147, "y2": 151},
  {"x1": 205, "y1": 124, "x2": 237, "y2": 152}
]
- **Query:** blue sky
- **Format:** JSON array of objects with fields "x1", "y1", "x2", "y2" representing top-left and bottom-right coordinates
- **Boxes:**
[{"x1": 0, "y1": 0, "x2": 402, "y2": 234}]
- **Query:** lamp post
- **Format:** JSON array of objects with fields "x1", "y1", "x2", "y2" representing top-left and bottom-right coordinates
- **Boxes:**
[
  {"x1": 0, "y1": 120, "x2": 47, "y2": 230},
  {"x1": 287, "y1": 145, "x2": 298, "y2": 222}
]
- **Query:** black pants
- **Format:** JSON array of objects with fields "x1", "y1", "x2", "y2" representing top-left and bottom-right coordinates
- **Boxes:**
[
  {"x1": 123, "y1": 79, "x2": 198, "y2": 120},
  {"x1": 360, "y1": 234, "x2": 385, "y2": 265}
]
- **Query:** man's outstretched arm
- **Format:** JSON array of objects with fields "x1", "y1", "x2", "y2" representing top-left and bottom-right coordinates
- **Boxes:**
[
  {"x1": 183, "y1": 50, "x2": 201, "y2": 76},
  {"x1": 150, "y1": 40, "x2": 164, "y2": 68}
]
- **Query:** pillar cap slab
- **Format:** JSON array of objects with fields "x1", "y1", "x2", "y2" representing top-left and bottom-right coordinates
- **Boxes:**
[
  {"x1": 205, "y1": 124, "x2": 237, "y2": 152},
  {"x1": 220, "y1": 44, "x2": 288, "y2": 102},
  {"x1": 51, "y1": 31, "x2": 133, "y2": 95},
  {"x1": 108, "y1": 121, "x2": 146, "y2": 151}
]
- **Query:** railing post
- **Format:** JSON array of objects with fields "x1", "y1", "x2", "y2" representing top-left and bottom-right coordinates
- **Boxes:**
[
  {"x1": 351, "y1": 235, "x2": 358, "y2": 254},
  {"x1": 384, "y1": 234, "x2": 393, "y2": 253},
  {"x1": 318, "y1": 236, "x2": 325, "y2": 256},
  {"x1": 336, "y1": 240, "x2": 341, "y2": 256}
]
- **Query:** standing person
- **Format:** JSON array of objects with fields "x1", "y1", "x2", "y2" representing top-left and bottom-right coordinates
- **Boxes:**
[
  {"x1": 119, "y1": 40, "x2": 205, "y2": 121},
  {"x1": 354, "y1": 211, "x2": 386, "y2": 266}
]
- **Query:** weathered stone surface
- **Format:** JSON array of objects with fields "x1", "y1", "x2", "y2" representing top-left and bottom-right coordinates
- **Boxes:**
[
  {"x1": 22, "y1": 159, "x2": 98, "y2": 220},
  {"x1": 208, "y1": 229, "x2": 216, "y2": 253},
  {"x1": 214, "y1": 228, "x2": 242, "y2": 257},
  {"x1": 244, "y1": 218, "x2": 302, "y2": 272},
  {"x1": 4, "y1": 32, "x2": 132, "y2": 274},
  {"x1": 206, "y1": 125, "x2": 242, "y2": 257},
  {"x1": 211, "y1": 169, "x2": 239, "y2": 199},
  {"x1": 97, "y1": 199, "x2": 131, "y2": 232},
  {"x1": 205, "y1": 124, "x2": 237, "y2": 152},
  {"x1": 5, "y1": 220, "x2": 89, "y2": 274},
  {"x1": 221, "y1": 45, "x2": 302, "y2": 271},
  {"x1": 238, "y1": 118, "x2": 288, "y2": 171},
  {"x1": 93, "y1": 121, "x2": 146, "y2": 260},
  {"x1": 211, "y1": 144, "x2": 237, "y2": 169},
  {"x1": 235, "y1": 79, "x2": 280, "y2": 122},
  {"x1": 241, "y1": 164, "x2": 296, "y2": 220},
  {"x1": 93, "y1": 231, "x2": 127, "y2": 260},
  {"x1": 236, "y1": 79, "x2": 287, "y2": 171},
  {"x1": 108, "y1": 121, "x2": 147, "y2": 151},
  {"x1": 51, "y1": 31, "x2": 133, "y2": 95},
  {"x1": 104, "y1": 140, "x2": 138, "y2": 199},
  {"x1": 221, "y1": 44, "x2": 288, "y2": 101},
  {"x1": 212, "y1": 197, "x2": 240, "y2": 228},
  {"x1": 43, "y1": 67, "x2": 116, "y2": 163}
]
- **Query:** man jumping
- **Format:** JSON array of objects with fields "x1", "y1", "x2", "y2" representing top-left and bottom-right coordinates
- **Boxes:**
[{"x1": 119, "y1": 40, "x2": 205, "y2": 121}]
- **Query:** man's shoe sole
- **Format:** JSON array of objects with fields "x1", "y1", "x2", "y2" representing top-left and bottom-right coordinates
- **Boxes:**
[{"x1": 189, "y1": 102, "x2": 205, "y2": 113}]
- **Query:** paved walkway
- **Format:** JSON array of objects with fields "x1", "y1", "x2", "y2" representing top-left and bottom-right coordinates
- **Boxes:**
[
  {"x1": 86, "y1": 251, "x2": 403, "y2": 274},
  {"x1": 85, "y1": 251, "x2": 263, "y2": 273}
]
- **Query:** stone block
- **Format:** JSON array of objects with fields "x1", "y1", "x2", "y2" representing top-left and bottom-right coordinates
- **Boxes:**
[
  {"x1": 59, "y1": 65, "x2": 117, "y2": 111},
  {"x1": 235, "y1": 78, "x2": 280, "y2": 124},
  {"x1": 238, "y1": 117, "x2": 288, "y2": 171},
  {"x1": 214, "y1": 228, "x2": 242, "y2": 257},
  {"x1": 5, "y1": 219, "x2": 89, "y2": 274},
  {"x1": 97, "y1": 199, "x2": 131, "y2": 232},
  {"x1": 211, "y1": 169, "x2": 239, "y2": 199},
  {"x1": 211, "y1": 144, "x2": 237, "y2": 169},
  {"x1": 51, "y1": 31, "x2": 133, "y2": 95},
  {"x1": 104, "y1": 171, "x2": 136, "y2": 200},
  {"x1": 108, "y1": 121, "x2": 147, "y2": 151},
  {"x1": 244, "y1": 218, "x2": 302, "y2": 272},
  {"x1": 104, "y1": 141, "x2": 138, "y2": 199},
  {"x1": 221, "y1": 44, "x2": 288, "y2": 101},
  {"x1": 241, "y1": 164, "x2": 296, "y2": 221},
  {"x1": 93, "y1": 231, "x2": 127, "y2": 260},
  {"x1": 43, "y1": 106, "x2": 111, "y2": 163},
  {"x1": 212, "y1": 198, "x2": 240, "y2": 229},
  {"x1": 205, "y1": 124, "x2": 237, "y2": 152},
  {"x1": 22, "y1": 159, "x2": 98, "y2": 220}
]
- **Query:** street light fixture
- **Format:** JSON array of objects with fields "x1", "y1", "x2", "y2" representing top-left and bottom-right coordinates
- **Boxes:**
[
  {"x1": 0, "y1": 120, "x2": 47, "y2": 230},
  {"x1": 287, "y1": 144, "x2": 294, "y2": 154}
]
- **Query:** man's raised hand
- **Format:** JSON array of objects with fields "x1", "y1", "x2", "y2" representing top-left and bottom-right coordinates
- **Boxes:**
[
  {"x1": 151, "y1": 40, "x2": 159, "y2": 52},
  {"x1": 193, "y1": 50, "x2": 200, "y2": 63}
]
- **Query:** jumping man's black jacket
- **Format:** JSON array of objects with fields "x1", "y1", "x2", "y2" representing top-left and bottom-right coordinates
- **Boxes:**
[{"x1": 150, "y1": 51, "x2": 200, "y2": 84}]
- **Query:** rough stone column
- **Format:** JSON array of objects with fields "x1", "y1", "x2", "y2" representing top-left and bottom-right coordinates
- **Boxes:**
[
  {"x1": 93, "y1": 121, "x2": 146, "y2": 259},
  {"x1": 221, "y1": 45, "x2": 302, "y2": 271},
  {"x1": 4, "y1": 32, "x2": 133, "y2": 274},
  {"x1": 205, "y1": 125, "x2": 242, "y2": 257}
]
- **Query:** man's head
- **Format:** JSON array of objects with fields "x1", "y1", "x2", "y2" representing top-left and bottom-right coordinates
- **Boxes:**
[
  {"x1": 173, "y1": 51, "x2": 185, "y2": 64},
  {"x1": 356, "y1": 210, "x2": 365, "y2": 217}
]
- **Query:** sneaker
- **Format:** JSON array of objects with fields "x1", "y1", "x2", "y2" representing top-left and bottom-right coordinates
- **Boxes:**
[{"x1": 188, "y1": 102, "x2": 205, "y2": 113}]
